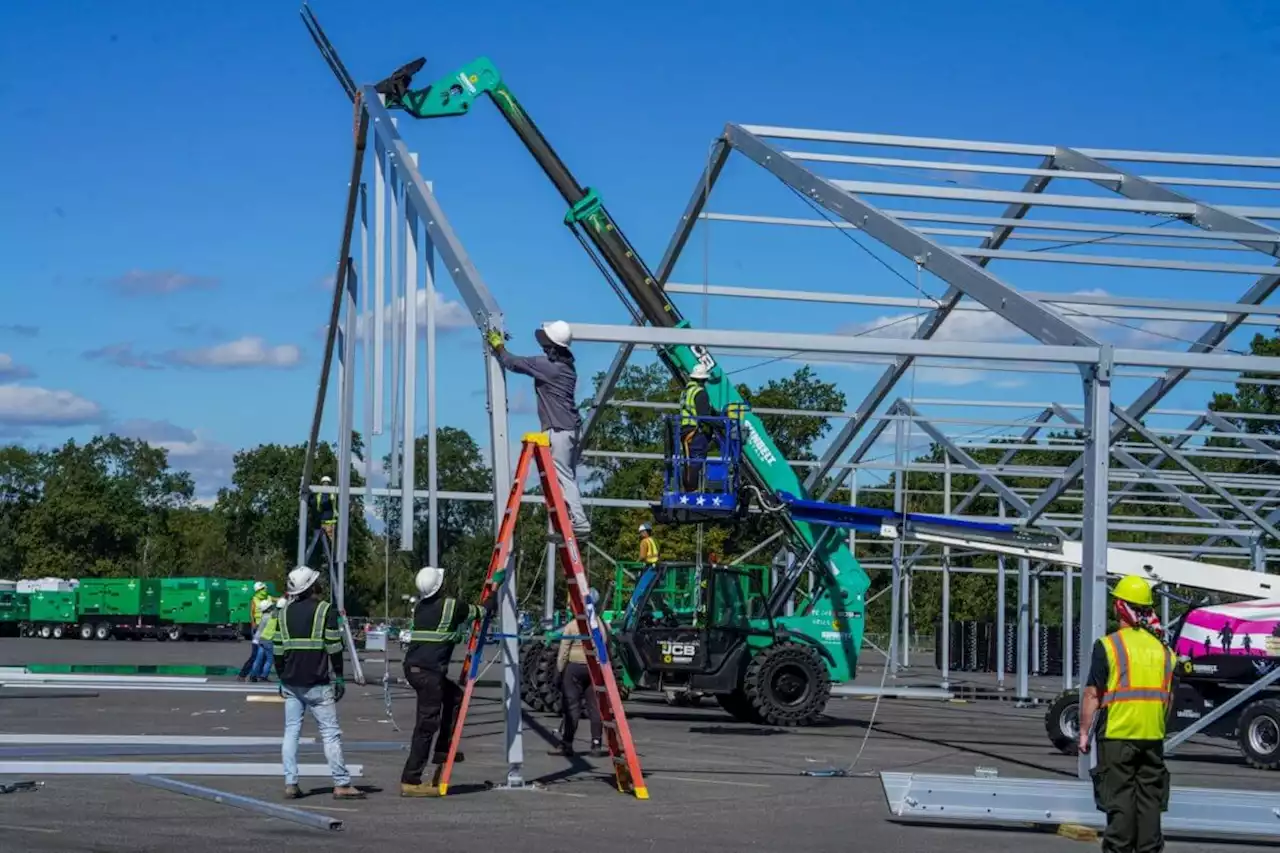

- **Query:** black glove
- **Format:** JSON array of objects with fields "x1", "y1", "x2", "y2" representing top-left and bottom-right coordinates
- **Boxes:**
[{"x1": 333, "y1": 677, "x2": 346, "y2": 702}]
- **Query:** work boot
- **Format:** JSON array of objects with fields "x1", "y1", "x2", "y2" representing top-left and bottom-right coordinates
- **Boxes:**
[
  {"x1": 589, "y1": 740, "x2": 607, "y2": 758},
  {"x1": 547, "y1": 743, "x2": 574, "y2": 757},
  {"x1": 400, "y1": 781, "x2": 442, "y2": 798},
  {"x1": 333, "y1": 785, "x2": 366, "y2": 800},
  {"x1": 283, "y1": 784, "x2": 303, "y2": 800},
  {"x1": 573, "y1": 528, "x2": 592, "y2": 543},
  {"x1": 236, "y1": 675, "x2": 247, "y2": 683},
  {"x1": 432, "y1": 751, "x2": 462, "y2": 764}
]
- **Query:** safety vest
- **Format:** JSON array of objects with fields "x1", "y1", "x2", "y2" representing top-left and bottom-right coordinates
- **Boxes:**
[
  {"x1": 260, "y1": 613, "x2": 279, "y2": 643},
  {"x1": 408, "y1": 598, "x2": 479, "y2": 644},
  {"x1": 313, "y1": 493, "x2": 335, "y2": 523},
  {"x1": 639, "y1": 536, "x2": 658, "y2": 564},
  {"x1": 1099, "y1": 626, "x2": 1174, "y2": 740},
  {"x1": 275, "y1": 600, "x2": 343, "y2": 655},
  {"x1": 679, "y1": 383, "x2": 702, "y2": 430}
]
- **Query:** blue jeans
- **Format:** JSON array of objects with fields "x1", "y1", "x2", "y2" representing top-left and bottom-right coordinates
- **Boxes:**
[
  {"x1": 250, "y1": 641, "x2": 273, "y2": 679},
  {"x1": 282, "y1": 683, "x2": 350, "y2": 787}
]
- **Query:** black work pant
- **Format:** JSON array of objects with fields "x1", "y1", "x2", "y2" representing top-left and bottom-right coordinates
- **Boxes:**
[
  {"x1": 561, "y1": 662, "x2": 602, "y2": 747},
  {"x1": 1092, "y1": 738, "x2": 1170, "y2": 853},
  {"x1": 400, "y1": 665, "x2": 462, "y2": 784},
  {"x1": 680, "y1": 429, "x2": 710, "y2": 490}
]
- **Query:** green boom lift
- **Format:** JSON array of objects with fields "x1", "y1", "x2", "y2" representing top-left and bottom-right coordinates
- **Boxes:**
[{"x1": 368, "y1": 56, "x2": 870, "y2": 726}]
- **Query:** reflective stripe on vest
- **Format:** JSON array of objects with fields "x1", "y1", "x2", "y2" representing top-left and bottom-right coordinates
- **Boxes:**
[
  {"x1": 1100, "y1": 627, "x2": 1173, "y2": 739},
  {"x1": 409, "y1": 598, "x2": 464, "y2": 644},
  {"x1": 276, "y1": 600, "x2": 343, "y2": 655},
  {"x1": 679, "y1": 384, "x2": 700, "y2": 430},
  {"x1": 640, "y1": 537, "x2": 658, "y2": 563}
]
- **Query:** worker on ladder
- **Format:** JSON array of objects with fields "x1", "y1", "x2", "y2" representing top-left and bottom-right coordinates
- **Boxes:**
[
  {"x1": 638, "y1": 523, "x2": 659, "y2": 566},
  {"x1": 400, "y1": 564, "x2": 503, "y2": 798},
  {"x1": 679, "y1": 364, "x2": 717, "y2": 491},
  {"x1": 314, "y1": 476, "x2": 336, "y2": 547},
  {"x1": 1078, "y1": 575, "x2": 1174, "y2": 853},
  {"x1": 487, "y1": 321, "x2": 591, "y2": 541}
]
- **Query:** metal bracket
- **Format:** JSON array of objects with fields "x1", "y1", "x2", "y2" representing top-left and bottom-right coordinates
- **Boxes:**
[{"x1": 566, "y1": 187, "x2": 603, "y2": 225}]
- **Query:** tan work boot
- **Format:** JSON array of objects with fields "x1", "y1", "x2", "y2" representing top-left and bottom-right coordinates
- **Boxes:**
[
  {"x1": 283, "y1": 784, "x2": 303, "y2": 800},
  {"x1": 400, "y1": 781, "x2": 442, "y2": 798},
  {"x1": 333, "y1": 785, "x2": 366, "y2": 800}
]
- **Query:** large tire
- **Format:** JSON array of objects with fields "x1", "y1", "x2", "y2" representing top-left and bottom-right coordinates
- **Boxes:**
[
  {"x1": 521, "y1": 639, "x2": 547, "y2": 711},
  {"x1": 743, "y1": 642, "x2": 831, "y2": 726},
  {"x1": 535, "y1": 644, "x2": 563, "y2": 715},
  {"x1": 78, "y1": 623, "x2": 94, "y2": 641},
  {"x1": 38, "y1": 624, "x2": 52, "y2": 639},
  {"x1": 94, "y1": 623, "x2": 111, "y2": 641},
  {"x1": 610, "y1": 646, "x2": 631, "y2": 702},
  {"x1": 52, "y1": 625, "x2": 64, "y2": 639},
  {"x1": 1238, "y1": 699, "x2": 1280, "y2": 770},
  {"x1": 1044, "y1": 690, "x2": 1081, "y2": 755},
  {"x1": 716, "y1": 689, "x2": 762, "y2": 723}
]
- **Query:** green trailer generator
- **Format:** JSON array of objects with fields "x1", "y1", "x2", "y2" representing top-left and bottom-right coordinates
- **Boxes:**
[
  {"x1": 27, "y1": 589, "x2": 77, "y2": 639},
  {"x1": 158, "y1": 578, "x2": 234, "y2": 641},
  {"x1": 74, "y1": 578, "x2": 162, "y2": 641},
  {"x1": 0, "y1": 588, "x2": 29, "y2": 637}
]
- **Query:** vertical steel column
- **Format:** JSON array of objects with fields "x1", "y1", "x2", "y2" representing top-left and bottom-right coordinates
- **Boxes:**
[
  {"x1": 941, "y1": 456, "x2": 951, "y2": 690},
  {"x1": 543, "y1": 520, "x2": 556, "y2": 623},
  {"x1": 372, "y1": 111, "x2": 387, "y2": 435},
  {"x1": 336, "y1": 263, "x2": 364, "y2": 685},
  {"x1": 387, "y1": 153, "x2": 403, "y2": 490},
  {"x1": 400, "y1": 159, "x2": 419, "y2": 553},
  {"x1": 996, "y1": 500, "x2": 1007, "y2": 689},
  {"x1": 423, "y1": 181, "x2": 439, "y2": 568},
  {"x1": 1252, "y1": 531, "x2": 1266, "y2": 572},
  {"x1": 1078, "y1": 351, "x2": 1113, "y2": 780},
  {"x1": 889, "y1": 413, "x2": 905, "y2": 677},
  {"x1": 1032, "y1": 572, "x2": 1041, "y2": 675},
  {"x1": 360, "y1": 185, "x2": 374, "y2": 505},
  {"x1": 1063, "y1": 564, "x2": 1074, "y2": 692},
  {"x1": 848, "y1": 469, "x2": 858, "y2": 556},
  {"x1": 1161, "y1": 594, "x2": 1170, "y2": 627},
  {"x1": 1017, "y1": 557, "x2": 1030, "y2": 701}
]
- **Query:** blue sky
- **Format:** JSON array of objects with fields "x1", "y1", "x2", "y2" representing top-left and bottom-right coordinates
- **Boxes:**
[{"x1": 1, "y1": 0, "x2": 1278, "y2": 500}]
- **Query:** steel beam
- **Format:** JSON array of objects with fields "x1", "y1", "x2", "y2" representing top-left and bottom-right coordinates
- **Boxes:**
[
  {"x1": 0, "y1": 761, "x2": 361, "y2": 776},
  {"x1": 800, "y1": 155, "x2": 1068, "y2": 492},
  {"x1": 133, "y1": 775, "x2": 342, "y2": 832},
  {"x1": 1077, "y1": 357, "x2": 1112, "y2": 780}
]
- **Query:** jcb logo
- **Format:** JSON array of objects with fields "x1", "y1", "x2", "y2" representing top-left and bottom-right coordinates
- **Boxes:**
[{"x1": 659, "y1": 641, "x2": 697, "y2": 658}]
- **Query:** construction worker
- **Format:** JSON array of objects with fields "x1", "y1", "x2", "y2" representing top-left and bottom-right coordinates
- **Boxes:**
[
  {"x1": 679, "y1": 364, "x2": 717, "y2": 490},
  {"x1": 237, "y1": 582, "x2": 274, "y2": 681},
  {"x1": 638, "y1": 523, "x2": 659, "y2": 565},
  {"x1": 314, "y1": 476, "x2": 336, "y2": 546},
  {"x1": 248, "y1": 598, "x2": 283, "y2": 682},
  {"x1": 486, "y1": 321, "x2": 591, "y2": 541},
  {"x1": 1078, "y1": 575, "x2": 1174, "y2": 853},
  {"x1": 275, "y1": 566, "x2": 364, "y2": 801},
  {"x1": 550, "y1": 587, "x2": 607, "y2": 758},
  {"x1": 399, "y1": 564, "x2": 504, "y2": 797}
]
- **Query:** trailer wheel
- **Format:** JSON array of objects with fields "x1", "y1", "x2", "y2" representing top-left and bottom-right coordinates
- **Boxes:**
[
  {"x1": 37, "y1": 624, "x2": 52, "y2": 639},
  {"x1": 1045, "y1": 690, "x2": 1081, "y2": 755},
  {"x1": 78, "y1": 623, "x2": 94, "y2": 641},
  {"x1": 165, "y1": 626, "x2": 183, "y2": 642},
  {"x1": 1239, "y1": 699, "x2": 1280, "y2": 770},
  {"x1": 743, "y1": 642, "x2": 831, "y2": 726},
  {"x1": 94, "y1": 623, "x2": 111, "y2": 641},
  {"x1": 52, "y1": 624, "x2": 64, "y2": 639}
]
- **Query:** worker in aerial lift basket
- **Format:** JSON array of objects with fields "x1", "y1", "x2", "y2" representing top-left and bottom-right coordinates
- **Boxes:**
[
  {"x1": 399, "y1": 564, "x2": 503, "y2": 798},
  {"x1": 638, "y1": 523, "x2": 659, "y2": 565},
  {"x1": 679, "y1": 364, "x2": 718, "y2": 491},
  {"x1": 486, "y1": 320, "x2": 591, "y2": 541},
  {"x1": 1078, "y1": 575, "x2": 1174, "y2": 853}
]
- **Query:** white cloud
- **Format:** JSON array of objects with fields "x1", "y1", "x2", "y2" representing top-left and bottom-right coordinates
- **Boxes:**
[
  {"x1": 114, "y1": 418, "x2": 235, "y2": 499},
  {"x1": 109, "y1": 269, "x2": 218, "y2": 297},
  {"x1": 0, "y1": 353, "x2": 35, "y2": 381},
  {"x1": 164, "y1": 336, "x2": 302, "y2": 369},
  {"x1": 353, "y1": 289, "x2": 471, "y2": 339},
  {"x1": 0, "y1": 384, "x2": 102, "y2": 426}
]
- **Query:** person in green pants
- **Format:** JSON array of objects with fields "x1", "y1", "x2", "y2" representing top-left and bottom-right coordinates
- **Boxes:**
[{"x1": 1078, "y1": 575, "x2": 1174, "y2": 853}]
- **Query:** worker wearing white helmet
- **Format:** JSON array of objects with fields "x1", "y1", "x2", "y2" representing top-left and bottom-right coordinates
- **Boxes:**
[
  {"x1": 678, "y1": 363, "x2": 718, "y2": 490},
  {"x1": 313, "y1": 476, "x2": 337, "y2": 546},
  {"x1": 486, "y1": 320, "x2": 591, "y2": 541},
  {"x1": 399, "y1": 563, "x2": 506, "y2": 797},
  {"x1": 638, "y1": 522, "x2": 659, "y2": 565},
  {"x1": 237, "y1": 580, "x2": 277, "y2": 682},
  {"x1": 275, "y1": 565, "x2": 363, "y2": 801}
]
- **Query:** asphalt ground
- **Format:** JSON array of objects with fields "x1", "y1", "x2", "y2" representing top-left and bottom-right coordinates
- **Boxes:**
[{"x1": 0, "y1": 639, "x2": 1276, "y2": 853}]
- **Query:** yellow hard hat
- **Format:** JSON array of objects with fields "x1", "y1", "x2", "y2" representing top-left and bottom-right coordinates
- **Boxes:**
[{"x1": 1112, "y1": 575, "x2": 1153, "y2": 607}]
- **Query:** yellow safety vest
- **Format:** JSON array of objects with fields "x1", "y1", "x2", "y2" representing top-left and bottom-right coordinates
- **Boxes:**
[
  {"x1": 260, "y1": 613, "x2": 279, "y2": 642},
  {"x1": 1099, "y1": 627, "x2": 1173, "y2": 740},
  {"x1": 276, "y1": 600, "x2": 343, "y2": 655},
  {"x1": 679, "y1": 383, "x2": 701, "y2": 431},
  {"x1": 639, "y1": 536, "x2": 658, "y2": 564}
]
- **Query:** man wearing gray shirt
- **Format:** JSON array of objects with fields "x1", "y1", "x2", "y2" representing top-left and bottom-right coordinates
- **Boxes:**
[{"x1": 487, "y1": 321, "x2": 591, "y2": 540}]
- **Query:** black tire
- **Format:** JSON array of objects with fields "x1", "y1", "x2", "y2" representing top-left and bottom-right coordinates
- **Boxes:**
[
  {"x1": 166, "y1": 626, "x2": 183, "y2": 642},
  {"x1": 94, "y1": 623, "x2": 111, "y2": 641},
  {"x1": 521, "y1": 639, "x2": 546, "y2": 711},
  {"x1": 743, "y1": 642, "x2": 831, "y2": 726},
  {"x1": 52, "y1": 625, "x2": 64, "y2": 639},
  {"x1": 716, "y1": 689, "x2": 762, "y2": 723},
  {"x1": 1044, "y1": 690, "x2": 1081, "y2": 756},
  {"x1": 37, "y1": 624, "x2": 52, "y2": 639},
  {"x1": 78, "y1": 623, "x2": 94, "y2": 641},
  {"x1": 1238, "y1": 699, "x2": 1280, "y2": 770},
  {"x1": 535, "y1": 644, "x2": 562, "y2": 715},
  {"x1": 610, "y1": 648, "x2": 631, "y2": 702}
]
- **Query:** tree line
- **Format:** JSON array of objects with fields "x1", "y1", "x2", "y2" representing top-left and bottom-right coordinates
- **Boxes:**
[{"x1": 1, "y1": 331, "x2": 1274, "y2": 626}]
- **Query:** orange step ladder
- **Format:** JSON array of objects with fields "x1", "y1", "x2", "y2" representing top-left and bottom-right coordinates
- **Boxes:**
[{"x1": 431, "y1": 431, "x2": 648, "y2": 799}]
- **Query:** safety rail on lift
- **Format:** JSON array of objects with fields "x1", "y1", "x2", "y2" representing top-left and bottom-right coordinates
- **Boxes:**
[{"x1": 655, "y1": 405, "x2": 751, "y2": 524}]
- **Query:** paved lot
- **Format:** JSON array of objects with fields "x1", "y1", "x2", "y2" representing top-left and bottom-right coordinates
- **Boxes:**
[{"x1": 0, "y1": 640, "x2": 1276, "y2": 852}]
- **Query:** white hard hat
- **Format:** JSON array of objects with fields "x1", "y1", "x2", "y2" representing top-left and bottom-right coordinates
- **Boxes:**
[
  {"x1": 540, "y1": 320, "x2": 572, "y2": 348},
  {"x1": 253, "y1": 581, "x2": 266, "y2": 592},
  {"x1": 320, "y1": 475, "x2": 332, "y2": 484},
  {"x1": 287, "y1": 565, "x2": 321, "y2": 595},
  {"x1": 415, "y1": 566, "x2": 444, "y2": 598},
  {"x1": 689, "y1": 364, "x2": 711, "y2": 381},
  {"x1": 276, "y1": 597, "x2": 288, "y2": 610},
  {"x1": 639, "y1": 523, "x2": 651, "y2": 533}
]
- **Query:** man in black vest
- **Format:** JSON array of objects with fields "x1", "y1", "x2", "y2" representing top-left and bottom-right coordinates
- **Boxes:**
[{"x1": 399, "y1": 564, "x2": 504, "y2": 797}]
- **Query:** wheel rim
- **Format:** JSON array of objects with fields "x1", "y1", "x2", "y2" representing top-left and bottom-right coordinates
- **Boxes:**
[
  {"x1": 769, "y1": 662, "x2": 812, "y2": 708},
  {"x1": 1059, "y1": 703, "x2": 1080, "y2": 739},
  {"x1": 1249, "y1": 716, "x2": 1280, "y2": 756}
]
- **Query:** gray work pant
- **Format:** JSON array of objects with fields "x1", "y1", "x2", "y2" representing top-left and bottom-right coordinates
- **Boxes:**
[{"x1": 549, "y1": 428, "x2": 590, "y2": 532}]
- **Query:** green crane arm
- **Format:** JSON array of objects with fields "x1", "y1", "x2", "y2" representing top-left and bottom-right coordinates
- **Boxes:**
[{"x1": 378, "y1": 57, "x2": 869, "y2": 671}]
